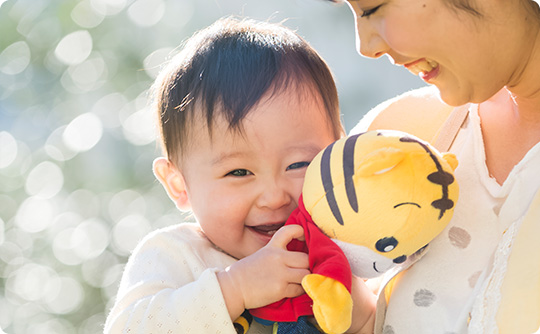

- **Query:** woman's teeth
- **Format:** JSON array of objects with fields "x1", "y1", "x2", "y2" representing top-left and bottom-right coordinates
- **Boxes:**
[{"x1": 407, "y1": 58, "x2": 439, "y2": 76}]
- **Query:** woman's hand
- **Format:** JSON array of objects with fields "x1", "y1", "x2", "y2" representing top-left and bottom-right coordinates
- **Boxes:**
[{"x1": 346, "y1": 274, "x2": 377, "y2": 334}]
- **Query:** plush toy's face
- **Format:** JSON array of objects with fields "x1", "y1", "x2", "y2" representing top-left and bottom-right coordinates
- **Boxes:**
[{"x1": 302, "y1": 130, "x2": 459, "y2": 278}]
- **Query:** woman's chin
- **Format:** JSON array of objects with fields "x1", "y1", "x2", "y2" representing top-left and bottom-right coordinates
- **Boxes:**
[{"x1": 436, "y1": 86, "x2": 472, "y2": 107}]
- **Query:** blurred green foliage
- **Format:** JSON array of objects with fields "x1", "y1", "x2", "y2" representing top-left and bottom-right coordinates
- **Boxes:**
[{"x1": 0, "y1": 0, "x2": 423, "y2": 332}]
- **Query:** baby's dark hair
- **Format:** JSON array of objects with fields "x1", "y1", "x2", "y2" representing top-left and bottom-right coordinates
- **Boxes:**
[{"x1": 153, "y1": 16, "x2": 343, "y2": 165}]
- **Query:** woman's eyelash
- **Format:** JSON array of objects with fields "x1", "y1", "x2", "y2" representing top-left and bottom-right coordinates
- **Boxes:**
[{"x1": 361, "y1": 5, "x2": 381, "y2": 18}]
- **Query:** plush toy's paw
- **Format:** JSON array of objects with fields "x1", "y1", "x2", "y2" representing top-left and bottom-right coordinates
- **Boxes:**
[
  {"x1": 302, "y1": 274, "x2": 352, "y2": 334},
  {"x1": 233, "y1": 310, "x2": 252, "y2": 334}
]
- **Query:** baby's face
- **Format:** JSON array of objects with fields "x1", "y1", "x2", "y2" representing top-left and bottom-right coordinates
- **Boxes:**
[{"x1": 180, "y1": 87, "x2": 338, "y2": 259}]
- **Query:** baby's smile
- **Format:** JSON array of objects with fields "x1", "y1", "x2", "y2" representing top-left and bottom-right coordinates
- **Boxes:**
[{"x1": 248, "y1": 223, "x2": 285, "y2": 236}]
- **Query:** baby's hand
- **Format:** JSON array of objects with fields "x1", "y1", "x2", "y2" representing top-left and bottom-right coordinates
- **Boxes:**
[{"x1": 218, "y1": 225, "x2": 310, "y2": 318}]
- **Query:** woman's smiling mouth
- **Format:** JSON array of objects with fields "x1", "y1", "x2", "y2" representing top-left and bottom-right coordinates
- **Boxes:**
[{"x1": 404, "y1": 58, "x2": 439, "y2": 81}]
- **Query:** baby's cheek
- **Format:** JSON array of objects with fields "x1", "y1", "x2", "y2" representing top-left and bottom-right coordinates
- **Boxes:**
[{"x1": 292, "y1": 179, "x2": 304, "y2": 201}]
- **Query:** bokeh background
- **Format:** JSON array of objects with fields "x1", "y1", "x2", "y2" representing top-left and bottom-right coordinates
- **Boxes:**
[{"x1": 0, "y1": 0, "x2": 425, "y2": 333}]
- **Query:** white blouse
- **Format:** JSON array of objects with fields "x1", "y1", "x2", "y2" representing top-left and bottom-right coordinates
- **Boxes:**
[{"x1": 380, "y1": 106, "x2": 540, "y2": 333}]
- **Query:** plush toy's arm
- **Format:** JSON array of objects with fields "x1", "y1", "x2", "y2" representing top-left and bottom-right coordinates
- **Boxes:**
[
  {"x1": 302, "y1": 273, "x2": 352, "y2": 334},
  {"x1": 299, "y1": 209, "x2": 353, "y2": 334}
]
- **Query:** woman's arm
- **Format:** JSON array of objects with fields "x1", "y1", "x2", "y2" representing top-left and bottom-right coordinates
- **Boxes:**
[
  {"x1": 350, "y1": 86, "x2": 453, "y2": 144},
  {"x1": 346, "y1": 275, "x2": 377, "y2": 334}
]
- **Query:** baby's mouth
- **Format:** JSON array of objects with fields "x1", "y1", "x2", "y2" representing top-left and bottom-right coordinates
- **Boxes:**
[
  {"x1": 405, "y1": 58, "x2": 439, "y2": 76},
  {"x1": 248, "y1": 223, "x2": 284, "y2": 236}
]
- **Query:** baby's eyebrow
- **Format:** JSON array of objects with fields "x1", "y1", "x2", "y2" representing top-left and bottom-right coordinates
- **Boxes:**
[
  {"x1": 210, "y1": 144, "x2": 323, "y2": 166},
  {"x1": 286, "y1": 144, "x2": 326, "y2": 156},
  {"x1": 210, "y1": 151, "x2": 248, "y2": 166}
]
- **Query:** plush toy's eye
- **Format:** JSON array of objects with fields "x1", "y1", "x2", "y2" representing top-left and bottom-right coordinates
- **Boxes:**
[{"x1": 376, "y1": 237, "x2": 398, "y2": 253}]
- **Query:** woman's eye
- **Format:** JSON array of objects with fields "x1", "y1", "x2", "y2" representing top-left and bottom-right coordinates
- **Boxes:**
[
  {"x1": 361, "y1": 5, "x2": 381, "y2": 18},
  {"x1": 286, "y1": 162, "x2": 310, "y2": 171},
  {"x1": 226, "y1": 169, "x2": 252, "y2": 177}
]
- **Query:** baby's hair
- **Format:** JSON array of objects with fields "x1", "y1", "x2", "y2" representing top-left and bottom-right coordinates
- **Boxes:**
[{"x1": 152, "y1": 16, "x2": 343, "y2": 166}]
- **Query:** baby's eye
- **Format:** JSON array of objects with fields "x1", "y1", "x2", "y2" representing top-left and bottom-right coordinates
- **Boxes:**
[
  {"x1": 361, "y1": 5, "x2": 381, "y2": 18},
  {"x1": 286, "y1": 161, "x2": 310, "y2": 171},
  {"x1": 226, "y1": 169, "x2": 253, "y2": 177}
]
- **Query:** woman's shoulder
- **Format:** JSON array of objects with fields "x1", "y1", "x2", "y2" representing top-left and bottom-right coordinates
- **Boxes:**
[{"x1": 350, "y1": 86, "x2": 454, "y2": 143}]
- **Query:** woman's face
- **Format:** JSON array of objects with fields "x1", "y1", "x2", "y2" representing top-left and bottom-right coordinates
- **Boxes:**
[{"x1": 344, "y1": 0, "x2": 532, "y2": 106}]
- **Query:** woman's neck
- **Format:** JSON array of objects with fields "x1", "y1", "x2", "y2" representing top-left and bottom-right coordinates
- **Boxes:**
[
  {"x1": 505, "y1": 13, "x2": 540, "y2": 118},
  {"x1": 478, "y1": 88, "x2": 540, "y2": 185}
]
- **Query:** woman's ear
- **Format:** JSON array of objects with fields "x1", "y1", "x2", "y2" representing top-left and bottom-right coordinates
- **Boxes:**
[{"x1": 153, "y1": 157, "x2": 191, "y2": 211}]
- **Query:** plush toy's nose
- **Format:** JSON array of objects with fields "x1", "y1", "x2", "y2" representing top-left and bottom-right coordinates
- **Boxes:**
[{"x1": 393, "y1": 255, "x2": 406, "y2": 264}]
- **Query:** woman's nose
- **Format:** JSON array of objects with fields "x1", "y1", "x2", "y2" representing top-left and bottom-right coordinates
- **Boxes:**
[{"x1": 355, "y1": 16, "x2": 388, "y2": 59}]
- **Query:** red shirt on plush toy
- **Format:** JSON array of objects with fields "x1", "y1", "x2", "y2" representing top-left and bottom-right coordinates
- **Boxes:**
[{"x1": 250, "y1": 195, "x2": 352, "y2": 324}]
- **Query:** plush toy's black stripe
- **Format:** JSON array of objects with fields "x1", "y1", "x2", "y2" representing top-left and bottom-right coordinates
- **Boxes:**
[
  {"x1": 343, "y1": 134, "x2": 360, "y2": 213},
  {"x1": 400, "y1": 136, "x2": 455, "y2": 219},
  {"x1": 320, "y1": 142, "x2": 345, "y2": 225}
]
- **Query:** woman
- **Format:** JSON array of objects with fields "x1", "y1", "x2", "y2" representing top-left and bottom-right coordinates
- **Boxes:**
[{"x1": 328, "y1": 0, "x2": 540, "y2": 333}]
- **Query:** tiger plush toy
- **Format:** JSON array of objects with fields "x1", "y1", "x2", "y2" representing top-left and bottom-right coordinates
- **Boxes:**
[{"x1": 238, "y1": 130, "x2": 459, "y2": 334}]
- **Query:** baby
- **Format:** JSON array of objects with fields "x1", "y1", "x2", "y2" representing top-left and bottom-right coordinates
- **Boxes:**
[{"x1": 104, "y1": 16, "x2": 345, "y2": 334}]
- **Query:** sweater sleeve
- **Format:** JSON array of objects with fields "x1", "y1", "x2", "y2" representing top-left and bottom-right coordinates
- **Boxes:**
[{"x1": 104, "y1": 224, "x2": 238, "y2": 334}]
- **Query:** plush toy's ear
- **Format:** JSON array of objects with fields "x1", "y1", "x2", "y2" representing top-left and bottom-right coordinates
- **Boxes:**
[
  {"x1": 442, "y1": 152, "x2": 458, "y2": 171},
  {"x1": 356, "y1": 147, "x2": 407, "y2": 177}
]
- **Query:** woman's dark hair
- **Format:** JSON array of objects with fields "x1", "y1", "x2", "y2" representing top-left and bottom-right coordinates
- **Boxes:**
[{"x1": 153, "y1": 16, "x2": 343, "y2": 165}]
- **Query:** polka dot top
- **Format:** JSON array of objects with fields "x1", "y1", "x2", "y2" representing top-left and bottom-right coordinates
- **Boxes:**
[{"x1": 381, "y1": 105, "x2": 540, "y2": 333}]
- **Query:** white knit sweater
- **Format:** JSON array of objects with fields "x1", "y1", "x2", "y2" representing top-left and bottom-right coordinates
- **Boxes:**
[{"x1": 104, "y1": 223, "x2": 272, "y2": 334}]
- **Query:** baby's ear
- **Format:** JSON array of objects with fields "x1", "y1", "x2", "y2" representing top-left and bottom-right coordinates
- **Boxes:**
[
  {"x1": 442, "y1": 152, "x2": 458, "y2": 171},
  {"x1": 356, "y1": 147, "x2": 406, "y2": 177},
  {"x1": 153, "y1": 157, "x2": 191, "y2": 211}
]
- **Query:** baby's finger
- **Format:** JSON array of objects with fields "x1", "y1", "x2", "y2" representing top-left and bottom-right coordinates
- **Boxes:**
[
  {"x1": 285, "y1": 251, "x2": 310, "y2": 269},
  {"x1": 268, "y1": 224, "x2": 305, "y2": 248},
  {"x1": 287, "y1": 267, "x2": 311, "y2": 285},
  {"x1": 283, "y1": 283, "x2": 306, "y2": 299}
]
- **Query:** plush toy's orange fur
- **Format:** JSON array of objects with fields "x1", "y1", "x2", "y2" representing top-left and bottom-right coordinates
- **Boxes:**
[{"x1": 301, "y1": 130, "x2": 459, "y2": 333}]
